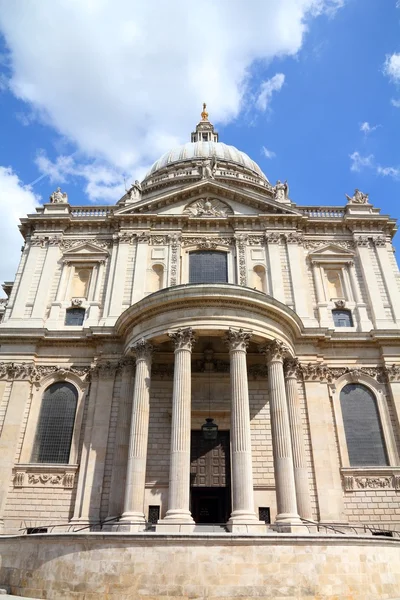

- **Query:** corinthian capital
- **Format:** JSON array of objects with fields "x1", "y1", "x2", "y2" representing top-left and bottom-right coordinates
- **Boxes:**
[
  {"x1": 224, "y1": 328, "x2": 252, "y2": 352},
  {"x1": 284, "y1": 357, "x2": 300, "y2": 379},
  {"x1": 169, "y1": 327, "x2": 196, "y2": 352},
  {"x1": 260, "y1": 340, "x2": 290, "y2": 363},
  {"x1": 132, "y1": 338, "x2": 153, "y2": 361}
]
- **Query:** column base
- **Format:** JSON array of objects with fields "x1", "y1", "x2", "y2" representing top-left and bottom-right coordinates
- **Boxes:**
[
  {"x1": 114, "y1": 511, "x2": 147, "y2": 532},
  {"x1": 227, "y1": 510, "x2": 266, "y2": 534},
  {"x1": 156, "y1": 509, "x2": 195, "y2": 533},
  {"x1": 273, "y1": 513, "x2": 308, "y2": 534}
]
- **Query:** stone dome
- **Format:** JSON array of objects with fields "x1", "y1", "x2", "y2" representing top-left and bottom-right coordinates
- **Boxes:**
[{"x1": 145, "y1": 141, "x2": 268, "y2": 181}]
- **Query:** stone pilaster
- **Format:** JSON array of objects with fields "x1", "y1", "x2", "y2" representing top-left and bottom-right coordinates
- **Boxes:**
[
  {"x1": 225, "y1": 328, "x2": 264, "y2": 532},
  {"x1": 120, "y1": 340, "x2": 153, "y2": 531},
  {"x1": 262, "y1": 341, "x2": 303, "y2": 532},
  {"x1": 157, "y1": 328, "x2": 196, "y2": 532},
  {"x1": 283, "y1": 358, "x2": 313, "y2": 520}
]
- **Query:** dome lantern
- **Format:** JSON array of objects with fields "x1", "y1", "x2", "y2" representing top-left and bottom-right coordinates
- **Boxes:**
[{"x1": 191, "y1": 103, "x2": 219, "y2": 143}]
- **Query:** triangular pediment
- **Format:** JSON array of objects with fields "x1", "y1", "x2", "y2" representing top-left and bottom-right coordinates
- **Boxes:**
[
  {"x1": 62, "y1": 241, "x2": 109, "y2": 261},
  {"x1": 308, "y1": 243, "x2": 355, "y2": 259},
  {"x1": 114, "y1": 180, "x2": 301, "y2": 218}
]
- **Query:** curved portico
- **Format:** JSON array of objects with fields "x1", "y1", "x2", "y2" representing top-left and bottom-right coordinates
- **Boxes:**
[{"x1": 116, "y1": 284, "x2": 308, "y2": 532}]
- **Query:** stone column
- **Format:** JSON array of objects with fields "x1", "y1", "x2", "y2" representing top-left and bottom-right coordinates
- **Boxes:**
[
  {"x1": 348, "y1": 260, "x2": 373, "y2": 331},
  {"x1": 120, "y1": 340, "x2": 153, "y2": 531},
  {"x1": 157, "y1": 328, "x2": 196, "y2": 532},
  {"x1": 224, "y1": 328, "x2": 264, "y2": 532},
  {"x1": 106, "y1": 359, "x2": 134, "y2": 522},
  {"x1": 283, "y1": 359, "x2": 313, "y2": 521},
  {"x1": 263, "y1": 341, "x2": 303, "y2": 532}
]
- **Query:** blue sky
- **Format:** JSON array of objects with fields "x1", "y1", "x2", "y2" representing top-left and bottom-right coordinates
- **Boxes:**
[{"x1": 0, "y1": 0, "x2": 399, "y2": 285}]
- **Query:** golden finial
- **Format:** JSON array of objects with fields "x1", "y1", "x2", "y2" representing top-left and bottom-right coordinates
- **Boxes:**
[{"x1": 201, "y1": 102, "x2": 209, "y2": 121}]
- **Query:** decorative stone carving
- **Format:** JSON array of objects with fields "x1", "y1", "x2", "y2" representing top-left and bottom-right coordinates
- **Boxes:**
[
  {"x1": 346, "y1": 188, "x2": 369, "y2": 204},
  {"x1": 29, "y1": 237, "x2": 47, "y2": 247},
  {"x1": 260, "y1": 340, "x2": 290, "y2": 363},
  {"x1": 355, "y1": 235, "x2": 370, "y2": 247},
  {"x1": 373, "y1": 235, "x2": 386, "y2": 247},
  {"x1": 49, "y1": 186, "x2": 68, "y2": 203},
  {"x1": 284, "y1": 357, "x2": 301, "y2": 379},
  {"x1": 285, "y1": 232, "x2": 303, "y2": 245},
  {"x1": 343, "y1": 476, "x2": 354, "y2": 491},
  {"x1": 151, "y1": 235, "x2": 169, "y2": 245},
  {"x1": 168, "y1": 233, "x2": 181, "y2": 286},
  {"x1": 151, "y1": 363, "x2": 175, "y2": 378},
  {"x1": 184, "y1": 198, "x2": 233, "y2": 217},
  {"x1": 384, "y1": 364, "x2": 400, "y2": 382},
  {"x1": 182, "y1": 236, "x2": 234, "y2": 249},
  {"x1": 61, "y1": 239, "x2": 112, "y2": 250},
  {"x1": 169, "y1": 327, "x2": 196, "y2": 351},
  {"x1": 356, "y1": 477, "x2": 392, "y2": 489},
  {"x1": 303, "y1": 240, "x2": 355, "y2": 251},
  {"x1": 193, "y1": 348, "x2": 230, "y2": 373},
  {"x1": 265, "y1": 232, "x2": 281, "y2": 244},
  {"x1": 12, "y1": 466, "x2": 77, "y2": 488},
  {"x1": 273, "y1": 180, "x2": 289, "y2": 201},
  {"x1": 247, "y1": 364, "x2": 269, "y2": 379},
  {"x1": 235, "y1": 234, "x2": 247, "y2": 286},
  {"x1": 334, "y1": 299, "x2": 346, "y2": 309},
  {"x1": 118, "y1": 232, "x2": 136, "y2": 244},
  {"x1": 132, "y1": 338, "x2": 153, "y2": 361},
  {"x1": 91, "y1": 361, "x2": 118, "y2": 378},
  {"x1": 71, "y1": 298, "x2": 83, "y2": 307},
  {"x1": 224, "y1": 328, "x2": 252, "y2": 352},
  {"x1": 247, "y1": 236, "x2": 264, "y2": 246},
  {"x1": 300, "y1": 363, "x2": 386, "y2": 384}
]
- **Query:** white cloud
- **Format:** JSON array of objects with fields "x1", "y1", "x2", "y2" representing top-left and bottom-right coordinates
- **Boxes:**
[
  {"x1": 349, "y1": 151, "x2": 375, "y2": 172},
  {"x1": 360, "y1": 121, "x2": 379, "y2": 134},
  {"x1": 256, "y1": 74, "x2": 286, "y2": 112},
  {"x1": 0, "y1": 167, "x2": 40, "y2": 291},
  {"x1": 384, "y1": 53, "x2": 400, "y2": 83},
  {"x1": 391, "y1": 98, "x2": 400, "y2": 108},
  {"x1": 261, "y1": 146, "x2": 276, "y2": 159},
  {"x1": 377, "y1": 165, "x2": 400, "y2": 179},
  {"x1": 35, "y1": 151, "x2": 129, "y2": 203},
  {"x1": 0, "y1": 0, "x2": 346, "y2": 199}
]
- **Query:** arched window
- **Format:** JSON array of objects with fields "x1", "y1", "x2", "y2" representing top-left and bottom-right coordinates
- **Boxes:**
[
  {"x1": 253, "y1": 265, "x2": 266, "y2": 292},
  {"x1": 65, "y1": 307, "x2": 86, "y2": 326},
  {"x1": 332, "y1": 309, "x2": 353, "y2": 327},
  {"x1": 31, "y1": 382, "x2": 78, "y2": 464},
  {"x1": 189, "y1": 251, "x2": 228, "y2": 284},
  {"x1": 340, "y1": 383, "x2": 388, "y2": 466}
]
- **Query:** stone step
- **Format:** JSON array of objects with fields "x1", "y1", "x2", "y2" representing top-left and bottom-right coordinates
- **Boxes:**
[{"x1": 193, "y1": 524, "x2": 228, "y2": 533}]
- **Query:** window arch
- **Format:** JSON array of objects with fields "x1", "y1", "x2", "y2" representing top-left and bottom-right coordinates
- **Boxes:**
[
  {"x1": 189, "y1": 251, "x2": 228, "y2": 284},
  {"x1": 31, "y1": 382, "x2": 78, "y2": 464},
  {"x1": 340, "y1": 383, "x2": 388, "y2": 466}
]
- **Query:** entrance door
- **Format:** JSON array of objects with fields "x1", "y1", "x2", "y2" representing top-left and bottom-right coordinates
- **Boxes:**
[{"x1": 190, "y1": 430, "x2": 231, "y2": 523}]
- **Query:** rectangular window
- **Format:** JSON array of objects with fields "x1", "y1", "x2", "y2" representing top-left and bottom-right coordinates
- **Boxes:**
[
  {"x1": 189, "y1": 251, "x2": 228, "y2": 284},
  {"x1": 258, "y1": 507, "x2": 271, "y2": 524},
  {"x1": 65, "y1": 307, "x2": 86, "y2": 326},
  {"x1": 332, "y1": 309, "x2": 353, "y2": 327}
]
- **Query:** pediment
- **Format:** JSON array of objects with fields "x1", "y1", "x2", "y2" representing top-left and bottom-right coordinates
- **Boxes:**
[
  {"x1": 62, "y1": 241, "x2": 109, "y2": 262},
  {"x1": 114, "y1": 180, "x2": 301, "y2": 218},
  {"x1": 307, "y1": 243, "x2": 354, "y2": 261}
]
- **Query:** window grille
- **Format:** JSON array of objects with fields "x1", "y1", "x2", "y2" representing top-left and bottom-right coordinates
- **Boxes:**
[
  {"x1": 258, "y1": 507, "x2": 271, "y2": 524},
  {"x1": 189, "y1": 251, "x2": 228, "y2": 284},
  {"x1": 65, "y1": 307, "x2": 85, "y2": 326},
  {"x1": 31, "y1": 382, "x2": 78, "y2": 464},
  {"x1": 340, "y1": 383, "x2": 388, "y2": 467},
  {"x1": 332, "y1": 309, "x2": 353, "y2": 327},
  {"x1": 148, "y1": 505, "x2": 160, "y2": 525}
]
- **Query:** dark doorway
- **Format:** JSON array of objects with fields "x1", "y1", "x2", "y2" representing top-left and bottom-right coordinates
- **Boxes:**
[{"x1": 190, "y1": 430, "x2": 231, "y2": 523}]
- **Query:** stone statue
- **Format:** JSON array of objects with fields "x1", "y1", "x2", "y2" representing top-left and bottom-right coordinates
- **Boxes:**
[
  {"x1": 127, "y1": 180, "x2": 142, "y2": 202},
  {"x1": 198, "y1": 157, "x2": 217, "y2": 179},
  {"x1": 49, "y1": 187, "x2": 68, "y2": 203},
  {"x1": 274, "y1": 180, "x2": 289, "y2": 201},
  {"x1": 346, "y1": 188, "x2": 369, "y2": 204}
]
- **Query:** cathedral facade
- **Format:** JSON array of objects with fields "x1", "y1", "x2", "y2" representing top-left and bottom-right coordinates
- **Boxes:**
[{"x1": 1, "y1": 108, "x2": 400, "y2": 548}]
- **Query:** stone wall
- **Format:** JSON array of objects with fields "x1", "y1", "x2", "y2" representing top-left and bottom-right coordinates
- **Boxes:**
[{"x1": 1, "y1": 533, "x2": 400, "y2": 600}]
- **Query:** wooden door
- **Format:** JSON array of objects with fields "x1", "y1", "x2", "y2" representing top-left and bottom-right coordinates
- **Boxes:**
[{"x1": 190, "y1": 430, "x2": 230, "y2": 487}]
